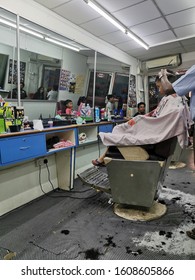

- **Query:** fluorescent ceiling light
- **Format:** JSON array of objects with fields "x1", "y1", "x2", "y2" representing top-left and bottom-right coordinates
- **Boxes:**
[
  {"x1": 45, "y1": 37, "x2": 80, "y2": 52},
  {"x1": 84, "y1": 0, "x2": 149, "y2": 50},
  {"x1": 86, "y1": 1, "x2": 125, "y2": 33},
  {"x1": 0, "y1": 18, "x2": 44, "y2": 39},
  {"x1": 126, "y1": 32, "x2": 149, "y2": 50}
]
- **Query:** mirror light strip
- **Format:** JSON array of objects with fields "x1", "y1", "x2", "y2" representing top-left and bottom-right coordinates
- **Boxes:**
[
  {"x1": 0, "y1": 18, "x2": 44, "y2": 39},
  {"x1": 45, "y1": 37, "x2": 80, "y2": 52}
]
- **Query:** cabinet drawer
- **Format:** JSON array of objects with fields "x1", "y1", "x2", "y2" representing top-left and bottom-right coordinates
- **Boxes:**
[
  {"x1": 98, "y1": 124, "x2": 113, "y2": 133},
  {"x1": 0, "y1": 134, "x2": 46, "y2": 164}
]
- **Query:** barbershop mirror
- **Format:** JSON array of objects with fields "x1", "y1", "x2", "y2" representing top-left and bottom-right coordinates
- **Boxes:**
[
  {"x1": 86, "y1": 52, "x2": 130, "y2": 109},
  {"x1": 0, "y1": 8, "x2": 91, "y2": 103},
  {"x1": 0, "y1": 9, "x2": 63, "y2": 101},
  {"x1": 0, "y1": 7, "x2": 131, "y2": 120},
  {"x1": 0, "y1": 8, "x2": 16, "y2": 98}
]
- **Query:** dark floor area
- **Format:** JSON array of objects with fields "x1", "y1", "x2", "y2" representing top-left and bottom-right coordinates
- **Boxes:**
[{"x1": 0, "y1": 148, "x2": 195, "y2": 260}]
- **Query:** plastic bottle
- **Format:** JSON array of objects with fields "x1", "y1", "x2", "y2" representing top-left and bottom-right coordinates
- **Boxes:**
[
  {"x1": 85, "y1": 103, "x2": 91, "y2": 117},
  {"x1": 80, "y1": 103, "x2": 86, "y2": 117},
  {"x1": 100, "y1": 108, "x2": 105, "y2": 120},
  {"x1": 95, "y1": 106, "x2": 100, "y2": 122},
  {"x1": 107, "y1": 110, "x2": 112, "y2": 121}
]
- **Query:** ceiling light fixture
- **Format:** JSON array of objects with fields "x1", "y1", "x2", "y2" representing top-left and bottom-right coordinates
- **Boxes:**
[
  {"x1": 126, "y1": 31, "x2": 149, "y2": 50},
  {"x1": 85, "y1": 0, "x2": 125, "y2": 33},
  {"x1": 84, "y1": 0, "x2": 149, "y2": 50},
  {"x1": 45, "y1": 37, "x2": 80, "y2": 52},
  {"x1": 0, "y1": 17, "x2": 44, "y2": 39}
]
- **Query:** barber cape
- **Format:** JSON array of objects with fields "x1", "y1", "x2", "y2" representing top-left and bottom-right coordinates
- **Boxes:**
[{"x1": 99, "y1": 94, "x2": 192, "y2": 148}]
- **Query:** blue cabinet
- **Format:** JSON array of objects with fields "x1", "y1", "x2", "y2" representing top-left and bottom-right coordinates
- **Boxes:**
[
  {"x1": 0, "y1": 134, "x2": 46, "y2": 165},
  {"x1": 0, "y1": 128, "x2": 77, "y2": 167},
  {"x1": 98, "y1": 124, "x2": 113, "y2": 133}
]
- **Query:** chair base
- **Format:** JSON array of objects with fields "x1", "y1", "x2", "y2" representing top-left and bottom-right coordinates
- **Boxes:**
[{"x1": 113, "y1": 201, "x2": 167, "y2": 221}]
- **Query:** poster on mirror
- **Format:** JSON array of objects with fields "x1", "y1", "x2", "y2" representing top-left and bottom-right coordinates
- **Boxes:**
[
  {"x1": 127, "y1": 74, "x2": 136, "y2": 108},
  {"x1": 8, "y1": 60, "x2": 26, "y2": 84}
]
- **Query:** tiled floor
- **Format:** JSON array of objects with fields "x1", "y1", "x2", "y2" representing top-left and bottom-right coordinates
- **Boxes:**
[{"x1": 0, "y1": 147, "x2": 194, "y2": 260}]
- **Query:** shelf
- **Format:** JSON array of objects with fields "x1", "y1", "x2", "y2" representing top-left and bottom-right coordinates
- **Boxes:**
[
  {"x1": 47, "y1": 145, "x2": 75, "y2": 154},
  {"x1": 79, "y1": 138, "x2": 98, "y2": 146},
  {"x1": 78, "y1": 126, "x2": 97, "y2": 146}
]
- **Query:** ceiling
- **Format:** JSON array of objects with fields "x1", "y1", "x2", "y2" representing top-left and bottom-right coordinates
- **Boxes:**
[{"x1": 32, "y1": 0, "x2": 195, "y2": 62}]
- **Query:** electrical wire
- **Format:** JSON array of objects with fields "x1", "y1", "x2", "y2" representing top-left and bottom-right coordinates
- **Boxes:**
[
  {"x1": 45, "y1": 162, "x2": 55, "y2": 190},
  {"x1": 38, "y1": 163, "x2": 100, "y2": 199}
]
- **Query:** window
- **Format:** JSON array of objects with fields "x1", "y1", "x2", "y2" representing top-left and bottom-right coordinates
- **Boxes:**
[
  {"x1": 148, "y1": 75, "x2": 160, "y2": 111},
  {"x1": 0, "y1": 54, "x2": 8, "y2": 89},
  {"x1": 86, "y1": 71, "x2": 112, "y2": 107},
  {"x1": 42, "y1": 65, "x2": 61, "y2": 92},
  {"x1": 112, "y1": 73, "x2": 129, "y2": 109},
  {"x1": 86, "y1": 71, "x2": 130, "y2": 109}
]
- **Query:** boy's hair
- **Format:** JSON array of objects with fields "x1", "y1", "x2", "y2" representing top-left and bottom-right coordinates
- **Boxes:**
[
  {"x1": 64, "y1": 99, "x2": 72, "y2": 107},
  {"x1": 107, "y1": 94, "x2": 114, "y2": 100},
  {"x1": 137, "y1": 102, "x2": 145, "y2": 109}
]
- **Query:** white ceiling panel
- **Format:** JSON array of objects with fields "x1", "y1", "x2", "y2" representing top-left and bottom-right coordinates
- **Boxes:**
[
  {"x1": 131, "y1": 18, "x2": 169, "y2": 37},
  {"x1": 166, "y1": 8, "x2": 195, "y2": 28},
  {"x1": 53, "y1": 0, "x2": 100, "y2": 25},
  {"x1": 113, "y1": 0, "x2": 161, "y2": 27},
  {"x1": 145, "y1": 30, "x2": 176, "y2": 45},
  {"x1": 100, "y1": 31, "x2": 130, "y2": 45},
  {"x1": 29, "y1": 0, "x2": 195, "y2": 62},
  {"x1": 116, "y1": 40, "x2": 142, "y2": 52},
  {"x1": 34, "y1": 0, "x2": 70, "y2": 9},
  {"x1": 156, "y1": 0, "x2": 195, "y2": 15},
  {"x1": 95, "y1": 0, "x2": 144, "y2": 13},
  {"x1": 80, "y1": 17, "x2": 117, "y2": 36},
  {"x1": 174, "y1": 24, "x2": 195, "y2": 38}
]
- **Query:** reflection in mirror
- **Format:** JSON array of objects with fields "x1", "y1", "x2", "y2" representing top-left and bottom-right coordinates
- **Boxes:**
[
  {"x1": 0, "y1": 7, "x2": 132, "y2": 120},
  {"x1": 86, "y1": 52, "x2": 130, "y2": 114},
  {"x1": 0, "y1": 8, "x2": 89, "y2": 103},
  {"x1": 0, "y1": 8, "x2": 16, "y2": 99}
]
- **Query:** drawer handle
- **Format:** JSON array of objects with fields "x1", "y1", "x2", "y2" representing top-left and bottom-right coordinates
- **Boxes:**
[{"x1": 19, "y1": 146, "x2": 31, "y2": 150}]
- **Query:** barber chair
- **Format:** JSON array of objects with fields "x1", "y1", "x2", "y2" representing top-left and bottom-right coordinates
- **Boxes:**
[
  {"x1": 78, "y1": 137, "x2": 177, "y2": 220},
  {"x1": 169, "y1": 141, "x2": 186, "y2": 169},
  {"x1": 105, "y1": 137, "x2": 177, "y2": 209},
  {"x1": 56, "y1": 100, "x2": 66, "y2": 115}
]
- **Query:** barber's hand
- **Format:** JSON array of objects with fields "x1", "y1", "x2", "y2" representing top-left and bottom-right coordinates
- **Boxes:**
[{"x1": 158, "y1": 69, "x2": 175, "y2": 78}]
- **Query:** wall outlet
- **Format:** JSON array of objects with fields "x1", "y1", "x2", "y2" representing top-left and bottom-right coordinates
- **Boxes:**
[{"x1": 35, "y1": 157, "x2": 48, "y2": 167}]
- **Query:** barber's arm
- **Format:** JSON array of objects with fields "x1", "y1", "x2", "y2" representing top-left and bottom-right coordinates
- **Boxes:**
[{"x1": 158, "y1": 69, "x2": 176, "y2": 95}]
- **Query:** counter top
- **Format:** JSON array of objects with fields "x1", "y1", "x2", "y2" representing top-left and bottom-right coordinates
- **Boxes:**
[{"x1": 0, "y1": 119, "x2": 126, "y2": 139}]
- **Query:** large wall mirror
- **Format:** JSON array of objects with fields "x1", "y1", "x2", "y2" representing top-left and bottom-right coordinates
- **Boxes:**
[
  {"x1": 0, "y1": 8, "x2": 90, "y2": 102},
  {"x1": 86, "y1": 52, "x2": 130, "y2": 109},
  {"x1": 0, "y1": 7, "x2": 131, "y2": 119}
]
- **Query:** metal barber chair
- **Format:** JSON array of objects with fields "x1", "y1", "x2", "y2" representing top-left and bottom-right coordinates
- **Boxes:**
[{"x1": 105, "y1": 137, "x2": 177, "y2": 209}]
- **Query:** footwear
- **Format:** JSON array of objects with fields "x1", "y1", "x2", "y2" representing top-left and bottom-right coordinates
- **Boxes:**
[
  {"x1": 186, "y1": 228, "x2": 195, "y2": 240},
  {"x1": 92, "y1": 159, "x2": 105, "y2": 167}
]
